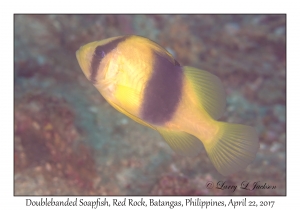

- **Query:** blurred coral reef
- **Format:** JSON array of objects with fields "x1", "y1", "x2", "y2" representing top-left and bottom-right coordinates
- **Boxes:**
[{"x1": 14, "y1": 15, "x2": 285, "y2": 195}]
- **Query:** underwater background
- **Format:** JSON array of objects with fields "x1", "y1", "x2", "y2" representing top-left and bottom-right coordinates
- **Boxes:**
[{"x1": 14, "y1": 14, "x2": 286, "y2": 195}]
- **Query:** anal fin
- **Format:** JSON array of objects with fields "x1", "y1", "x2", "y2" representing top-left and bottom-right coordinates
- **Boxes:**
[{"x1": 157, "y1": 127, "x2": 203, "y2": 157}]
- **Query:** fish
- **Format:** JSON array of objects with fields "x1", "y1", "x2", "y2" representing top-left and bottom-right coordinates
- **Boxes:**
[{"x1": 76, "y1": 35, "x2": 259, "y2": 176}]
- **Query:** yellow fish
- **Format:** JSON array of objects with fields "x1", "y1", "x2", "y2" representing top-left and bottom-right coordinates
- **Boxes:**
[{"x1": 76, "y1": 35, "x2": 259, "y2": 176}]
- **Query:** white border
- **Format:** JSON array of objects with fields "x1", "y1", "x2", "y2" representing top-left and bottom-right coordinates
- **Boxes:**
[{"x1": 2, "y1": 1, "x2": 296, "y2": 209}]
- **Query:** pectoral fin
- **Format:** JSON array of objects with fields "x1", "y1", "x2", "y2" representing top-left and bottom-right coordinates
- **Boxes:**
[{"x1": 108, "y1": 99, "x2": 155, "y2": 129}]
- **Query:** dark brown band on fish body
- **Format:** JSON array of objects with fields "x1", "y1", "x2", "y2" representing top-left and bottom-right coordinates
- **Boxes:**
[
  {"x1": 90, "y1": 36, "x2": 128, "y2": 84},
  {"x1": 174, "y1": 59, "x2": 181, "y2": 66},
  {"x1": 141, "y1": 51, "x2": 183, "y2": 125}
]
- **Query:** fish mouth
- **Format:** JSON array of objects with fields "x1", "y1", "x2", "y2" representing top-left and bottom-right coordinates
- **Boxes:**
[
  {"x1": 75, "y1": 49, "x2": 80, "y2": 61},
  {"x1": 76, "y1": 45, "x2": 84, "y2": 60},
  {"x1": 76, "y1": 46, "x2": 92, "y2": 81},
  {"x1": 75, "y1": 47, "x2": 83, "y2": 70}
]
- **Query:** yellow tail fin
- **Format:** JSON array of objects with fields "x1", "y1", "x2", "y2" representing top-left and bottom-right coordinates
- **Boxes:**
[{"x1": 204, "y1": 122, "x2": 259, "y2": 176}]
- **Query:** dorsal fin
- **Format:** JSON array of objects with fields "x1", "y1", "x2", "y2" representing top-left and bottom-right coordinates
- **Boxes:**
[{"x1": 183, "y1": 66, "x2": 226, "y2": 120}]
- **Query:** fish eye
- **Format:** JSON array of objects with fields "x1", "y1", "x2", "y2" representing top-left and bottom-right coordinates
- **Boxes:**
[{"x1": 94, "y1": 46, "x2": 106, "y2": 59}]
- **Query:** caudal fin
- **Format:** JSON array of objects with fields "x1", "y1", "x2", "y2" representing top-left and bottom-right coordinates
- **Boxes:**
[{"x1": 204, "y1": 122, "x2": 259, "y2": 176}]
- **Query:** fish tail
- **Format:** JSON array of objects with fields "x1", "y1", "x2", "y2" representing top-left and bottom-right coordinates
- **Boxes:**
[{"x1": 203, "y1": 121, "x2": 259, "y2": 176}]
